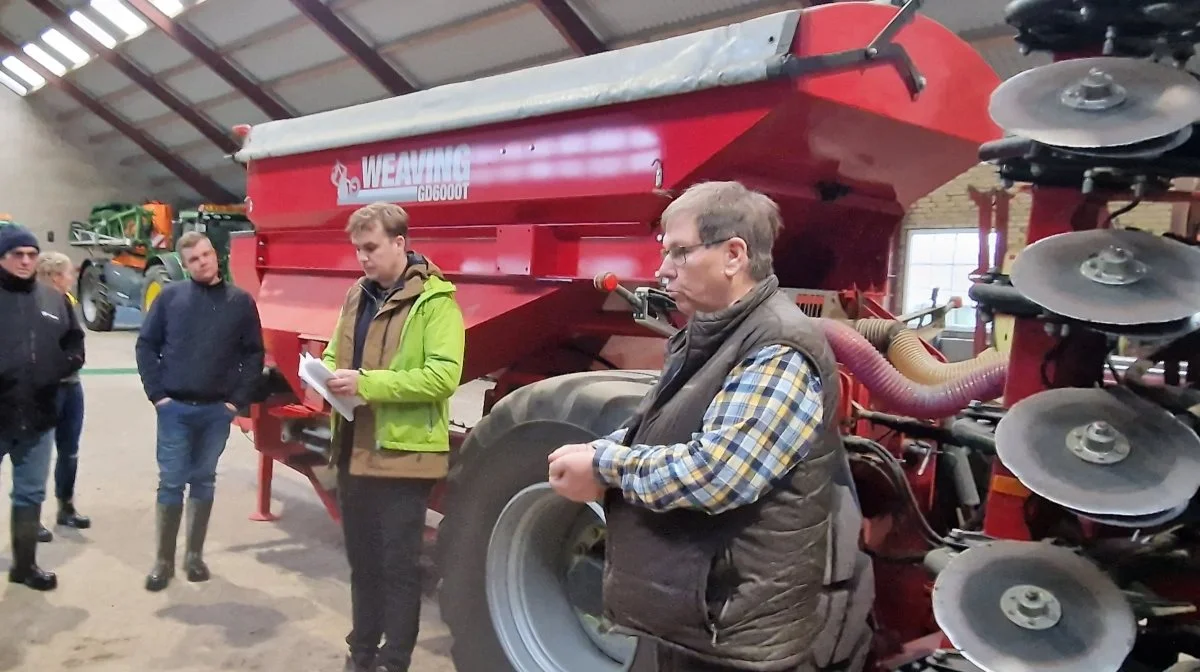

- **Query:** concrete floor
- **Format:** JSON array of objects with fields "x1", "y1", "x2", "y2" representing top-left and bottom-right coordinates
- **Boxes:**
[{"x1": 0, "y1": 329, "x2": 456, "y2": 672}]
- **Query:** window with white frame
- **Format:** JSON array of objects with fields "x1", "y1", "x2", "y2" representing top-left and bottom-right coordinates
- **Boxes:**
[{"x1": 903, "y1": 228, "x2": 997, "y2": 331}]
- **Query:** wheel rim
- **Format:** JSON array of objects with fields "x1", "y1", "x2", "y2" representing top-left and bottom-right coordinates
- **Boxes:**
[
  {"x1": 486, "y1": 483, "x2": 640, "y2": 672},
  {"x1": 143, "y1": 280, "x2": 161, "y2": 312},
  {"x1": 80, "y1": 273, "x2": 98, "y2": 323}
]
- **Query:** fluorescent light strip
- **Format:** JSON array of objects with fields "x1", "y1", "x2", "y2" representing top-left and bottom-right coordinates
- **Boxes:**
[
  {"x1": 0, "y1": 70, "x2": 28, "y2": 96},
  {"x1": 23, "y1": 43, "x2": 67, "y2": 76},
  {"x1": 2, "y1": 57, "x2": 46, "y2": 88},
  {"x1": 90, "y1": 0, "x2": 148, "y2": 39},
  {"x1": 70, "y1": 11, "x2": 118, "y2": 48},
  {"x1": 42, "y1": 28, "x2": 92, "y2": 67}
]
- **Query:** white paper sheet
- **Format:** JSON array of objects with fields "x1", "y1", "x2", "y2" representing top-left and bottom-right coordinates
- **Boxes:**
[{"x1": 298, "y1": 352, "x2": 365, "y2": 421}]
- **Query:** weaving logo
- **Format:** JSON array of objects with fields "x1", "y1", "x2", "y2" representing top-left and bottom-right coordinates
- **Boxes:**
[{"x1": 331, "y1": 143, "x2": 472, "y2": 206}]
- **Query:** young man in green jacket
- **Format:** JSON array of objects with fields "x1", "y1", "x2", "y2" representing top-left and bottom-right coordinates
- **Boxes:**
[{"x1": 322, "y1": 202, "x2": 465, "y2": 672}]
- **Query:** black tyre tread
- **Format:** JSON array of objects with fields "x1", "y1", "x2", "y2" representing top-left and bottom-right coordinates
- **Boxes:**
[
  {"x1": 79, "y1": 265, "x2": 115, "y2": 332},
  {"x1": 437, "y1": 370, "x2": 658, "y2": 672}
]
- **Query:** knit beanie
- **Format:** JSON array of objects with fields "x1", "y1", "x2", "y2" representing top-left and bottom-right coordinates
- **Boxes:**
[{"x1": 0, "y1": 225, "x2": 39, "y2": 257}]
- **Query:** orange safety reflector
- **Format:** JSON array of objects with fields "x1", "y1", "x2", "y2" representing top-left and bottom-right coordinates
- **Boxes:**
[{"x1": 989, "y1": 474, "x2": 1031, "y2": 499}]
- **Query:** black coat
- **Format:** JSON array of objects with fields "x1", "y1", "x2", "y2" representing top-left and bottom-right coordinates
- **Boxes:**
[{"x1": 0, "y1": 267, "x2": 85, "y2": 436}]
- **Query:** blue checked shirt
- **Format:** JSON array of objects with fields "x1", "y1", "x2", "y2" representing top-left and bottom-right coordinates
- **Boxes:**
[{"x1": 591, "y1": 344, "x2": 824, "y2": 515}]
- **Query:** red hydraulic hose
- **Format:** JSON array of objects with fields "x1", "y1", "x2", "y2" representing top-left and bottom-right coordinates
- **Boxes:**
[{"x1": 818, "y1": 318, "x2": 1007, "y2": 419}]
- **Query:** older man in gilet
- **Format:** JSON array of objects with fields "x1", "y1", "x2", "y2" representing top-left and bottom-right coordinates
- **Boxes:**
[{"x1": 549, "y1": 181, "x2": 872, "y2": 672}]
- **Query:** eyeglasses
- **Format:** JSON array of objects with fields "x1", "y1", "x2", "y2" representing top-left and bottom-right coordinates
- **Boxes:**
[
  {"x1": 659, "y1": 237, "x2": 733, "y2": 265},
  {"x1": 5, "y1": 250, "x2": 38, "y2": 260}
]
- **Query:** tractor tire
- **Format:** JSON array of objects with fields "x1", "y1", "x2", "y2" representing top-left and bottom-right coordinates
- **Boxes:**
[
  {"x1": 142, "y1": 265, "x2": 172, "y2": 314},
  {"x1": 78, "y1": 264, "x2": 115, "y2": 332},
  {"x1": 437, "y1": 370, "x2": 661, "y2": 672}
]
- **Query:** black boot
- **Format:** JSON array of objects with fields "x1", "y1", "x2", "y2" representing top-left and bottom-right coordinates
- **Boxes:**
[
  {"x1": 145, "y1": 503, "x2": 183, "y2": 592},
  {"x1": 183, "y1": 499, "x2": 213, "y2": 582},
  {"x1": 57, "y1": 499, "x2": 91, "y2": 529},
  {"x1": 343, "y1": 653, "x2": 375, "y2": 672},
  {"x1": 9, "y1": 506, "x2": 57, "y2": 591},
  {"x1": 37, "y1": 523, "x2": 52, "y2": 543}
]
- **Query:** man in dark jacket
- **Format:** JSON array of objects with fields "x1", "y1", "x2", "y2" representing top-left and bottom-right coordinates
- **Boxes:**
[
  {"x1": 135, "y1": 231, "x2": 264, "y2": 592},
  {"x1": 548, "y1": 182, "x2": 872, "y2": 672},
  {"x1": 0, "y1": 224, "x2": 85, "y2": 591}
]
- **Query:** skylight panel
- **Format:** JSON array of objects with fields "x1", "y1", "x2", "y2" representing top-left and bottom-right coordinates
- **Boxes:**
[
  {"x1": 149, "y1": 0, "x2": 184, "y2": 16},
  {"x1": 42, "y1": 28, "x2": 92, "y2": 67},
  {"x1": 90, "y1": 0, "x2": 148, "y2": 39},
  {"x1": 70, "y1": 11, "x2": 118, "y2": 48},
  {"x1": 0, "y1": 70, "x2": 28, "y2": 96},
  {"x1": 23, "y1": 44, "x2": 67, "y2": 77},
  {"x1": 2, "y1": 57, "x2": 46, "y2": 88}
]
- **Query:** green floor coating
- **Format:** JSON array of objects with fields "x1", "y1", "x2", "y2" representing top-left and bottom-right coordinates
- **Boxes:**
[{"x1": 81, "y1": 367, "x2": 140, "y2": 376}]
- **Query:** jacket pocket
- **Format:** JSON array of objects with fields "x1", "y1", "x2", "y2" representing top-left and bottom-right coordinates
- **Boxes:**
[{"x1": 601, "y1": 506, "x2": 715, "y2": 643}]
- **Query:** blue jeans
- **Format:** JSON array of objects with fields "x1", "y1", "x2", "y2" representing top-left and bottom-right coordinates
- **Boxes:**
[
  {"x1": 55, "y1": 382, "x2": 85, "y2": 502},
  {"x1": 0, "y1": 430, "x2": 54, "y2": 508},
  {"x1": 155, "y1": 400, "x2": 234, "y2": 506}
]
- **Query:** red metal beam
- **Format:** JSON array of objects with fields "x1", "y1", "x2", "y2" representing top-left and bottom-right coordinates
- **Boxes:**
[
  {"x1": 26, "y1": 0, "x2": 240, "y2": 155},
  {"x1": 122, "y1": 0, "x2": 293, "y2": 120},
  {"x1": 531, "y1": 0, "x2": 605, "y2": 56},
  {"x1": 0, "y1": 34, "x2": 235, "y2": 202},
  {"x1": 286, "y1": 0, "x2": 416, "y2": 96}
]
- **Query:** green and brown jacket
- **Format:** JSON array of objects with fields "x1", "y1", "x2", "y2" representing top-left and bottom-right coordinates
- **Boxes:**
[{"x1": 322, "y1": 253, "x2": 465, "y2": 479}]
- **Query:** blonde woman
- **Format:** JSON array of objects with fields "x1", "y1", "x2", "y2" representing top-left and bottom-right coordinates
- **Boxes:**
[{"x1": 36, "y1": 252, "x2": 92, "y2": 538}]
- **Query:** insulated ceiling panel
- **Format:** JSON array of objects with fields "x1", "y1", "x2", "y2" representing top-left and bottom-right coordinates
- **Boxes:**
[
  {"x1": 339, "y1": 0, "x2": 519, "y2": 44},
  {"x1": 0, "y1": 2, "x2": 57, "y2": 43},
  {"x1": 29, "y1": 86, "x2": 78, "y2": 114},
  {"x1": 119, "y1": 28, "x2": 192, "y2": 73},
  {"x1": 108, "y1": 87, "x2": 172, "y2": 122},
  {"x1": 181, "y1": 0, "x2": 300, "y2": 48},
  {"x1": 68, "y1": 58, "x2": 130, "y2": 97},
  {"x1": 270, "y1": 63, "x2": 387, "y2": 116},
  {"x1": 161, "y1": 64, "x2": 234, "y2": 104},
  {"x1": 392, "y1": 6, "x2": 567, "y2": 86},
  {"x1": 570, "y1": 0, "x2": 771, "y2": 42},
  {"x1": 226, "y1": 20, "x2": 344, "y2": 82},
  {"x1": 142, "y1": 116, "x2": 205, "y2": 147},
  {"x1": 203, "y1": 95, "x2": 271, "y2": 129}
]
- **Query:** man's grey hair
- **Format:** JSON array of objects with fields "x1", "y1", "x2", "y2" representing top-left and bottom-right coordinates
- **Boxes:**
[{"x1": 660, "y1": 181, "x2": 783, "y2": 281}]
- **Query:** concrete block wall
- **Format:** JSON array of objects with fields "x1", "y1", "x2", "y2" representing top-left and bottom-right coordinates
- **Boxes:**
[{"x1": 0, "y1": 91, "x2": 159, "y2": 265}]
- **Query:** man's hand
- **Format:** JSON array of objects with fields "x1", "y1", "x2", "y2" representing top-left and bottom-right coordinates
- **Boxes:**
[
  {"x1": 548, "y1": 443, "x2": 593, "y2": 463},
  {"x1": 548, "y1": 448, "x2": 606, "y2": 503},
  {"x1": 225, "y1": 402, "x2": 237, "y2": 413},
  {"x1": 328, "y1": 369, "x2": 360, "y2": 396}
]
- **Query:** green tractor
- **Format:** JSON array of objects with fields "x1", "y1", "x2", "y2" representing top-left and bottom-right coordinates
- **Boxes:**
[{"x1": 72, "y1": 202, "x2": 252, "y2": 331}]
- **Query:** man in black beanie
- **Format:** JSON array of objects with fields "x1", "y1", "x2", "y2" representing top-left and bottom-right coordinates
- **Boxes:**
[{"x1": 0, "y1": 224, "x2": 85, "y2": 591}]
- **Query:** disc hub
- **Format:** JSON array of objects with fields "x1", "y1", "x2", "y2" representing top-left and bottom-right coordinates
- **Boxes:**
[
  {"x1": 1060, "y1": 68, "x2": 1127, "y2": 111},
  {"x1": 1080, "y1": 245, "x2": 1147, "y2": 286},
  {"x1": 1066, "y1": 420, "x2": 1131, "y2": 464},
  {"x1": 1000, "y1": 584, "x2": 1063, "y2": 630}
]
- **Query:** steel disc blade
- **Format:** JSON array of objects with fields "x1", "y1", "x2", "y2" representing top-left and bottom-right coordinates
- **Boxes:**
[
  {"x1": 989, "y1": 57, "x2": 1200, "y2": 148},
  {"x1": 932, "y1": 540, "x2": 1136, "y2": 672},
  {"x1": 1072, "y1": 500, "x2": 1189, "y2": 528},
  {"x1": 1058, "y1": 124, "x2": 1194, "y2": 159},
  {"x1": 1010, "y1": 228, "x2": 1200, "y2": 326},
  {"x1": 994, "y1": 386, "x2": 1200, "y2": 516}
]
